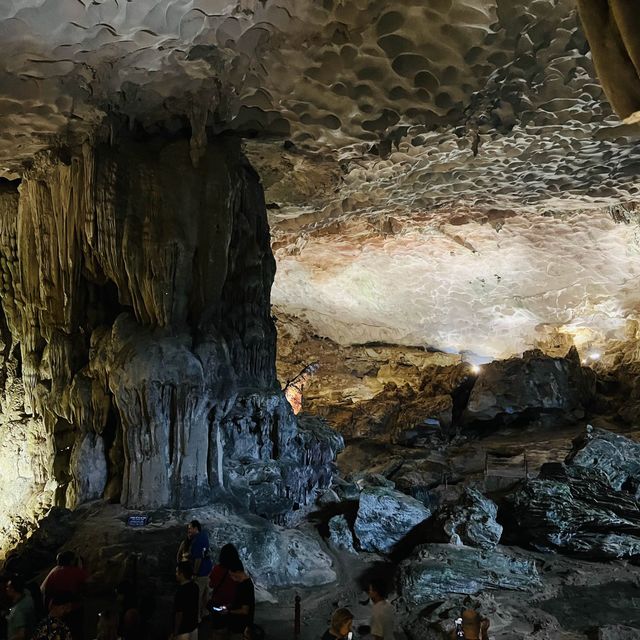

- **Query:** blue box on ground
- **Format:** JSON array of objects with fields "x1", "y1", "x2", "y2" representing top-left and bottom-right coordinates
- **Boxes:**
[{"x1": 127, "y1": 515, "x2": 149, "y2": 527}]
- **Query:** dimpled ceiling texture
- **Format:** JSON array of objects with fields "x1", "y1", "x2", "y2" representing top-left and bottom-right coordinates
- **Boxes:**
[{"x1": 3, "y1": 0, "x2": 640, "y2": 361}]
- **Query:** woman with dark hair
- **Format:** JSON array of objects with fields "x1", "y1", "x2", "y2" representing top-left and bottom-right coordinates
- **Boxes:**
[
  {"x1": 207, "y1": 545, "x2": 241, "y2": 610},
  {"x1": 207, "y1": 544, "x2": 241, "y2": 634}
]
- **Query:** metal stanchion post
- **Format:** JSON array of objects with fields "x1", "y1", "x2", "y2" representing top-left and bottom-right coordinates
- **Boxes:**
[{"x1": 294, "y1": 594, "x2": 301, "y2": 639}]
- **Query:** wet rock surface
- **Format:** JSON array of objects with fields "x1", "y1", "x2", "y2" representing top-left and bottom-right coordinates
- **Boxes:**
[
  {"x1": 399, "y1": 543, "x2": 541, "y2": 606},
  {"x1": 506, "y1": 428, "x2": 640, "y2": 559},
  {"x1": 427, "y1": 487, "x2": 502, "y2": 550},
  {"x1": 353, "y1": 485, "x2": 431, "y2": 554}
]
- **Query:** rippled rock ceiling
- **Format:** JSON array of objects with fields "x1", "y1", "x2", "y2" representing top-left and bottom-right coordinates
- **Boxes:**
[
  {"x1": 2, "y1": 0, "x2": 640, "y2": 543},
  {"x1": 2, "y1": 0, "x2": 640, "y2": 362}
]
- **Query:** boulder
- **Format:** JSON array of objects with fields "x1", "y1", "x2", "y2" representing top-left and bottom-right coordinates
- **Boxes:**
[
  {"x1": 399, "y1": 544, "x2": 540, "y2": 606},
  {"x1": 567, "y1": 426, "x2": 640, "y2": 498},
  {"x1": 464, "y1": 348, "x2": 592, "y2": 424},
  {"x1": 354, "y1": 486, "x2": 432, "y2": 553},
  {"x1": 505, "y1": 462, "x2": 640, "y2": 559},
  {"x1": 427, "y1": 488, "x2": 502, "y2": 550},
  {"x1": 586, "y1": 625, "x2": 640, "y2": 640},
  {"x1": 206, "y1": 514, "x2": 336, "y2": 588},
  {"x1": 328, "y1": 515, "x2": 357, "y2": 553}
]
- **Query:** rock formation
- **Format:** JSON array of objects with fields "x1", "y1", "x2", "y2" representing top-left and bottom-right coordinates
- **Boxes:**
[
  {"x1": 464, "y1": 348, "x2": 594, "y2": 425},
  {"x1": 506, "y1": 427, "x2": 640, "y2": 559},
  {"x1": 399, "y1": 544, "x2": 540, "y2": 606},
  {"x1": 0, "y1": 133, "x2": 341, "y2": 551}
]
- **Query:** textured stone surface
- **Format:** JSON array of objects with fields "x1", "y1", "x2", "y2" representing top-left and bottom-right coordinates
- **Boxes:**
[
  {"x1": 0, "y1": 134, "x2": 342, "y2": 555},
  {"x1": 428, "y1": 488, "x2": 502, "y2": 550},
  {"x1": 506, "y1": 460, "x2": 640, "y2": 559},
  {"x1": 354, "y1": 485, "x2": 431, "y2": 554},
  {"x1": 399, "y1": 544, "x2": 540, "y2": 606},
  {"x1": 328, "y1": 515, "x2": 356, "y2": 554},
  {"x1": 566, "y1": 427, "x2": 640, "y2": 498},
  {"x1": 205, "y1": 514, "x2": 336, "y2": 589},
  {"x1": 464, "y1": 349, "x2": 592, "y2": 424}
]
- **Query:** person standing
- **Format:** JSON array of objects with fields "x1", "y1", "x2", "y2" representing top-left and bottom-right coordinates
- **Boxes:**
[
  {"x1": 368, "y1": 580, "x2": 394, "y2": 640},
  {"x1": 186, "y1": 520, "x2": 213, "y2": 620},
  {"x1": 171, "y1": 562, "x2": 199, "y2": 640},
  {"x1": 6, "y1": 575, "x2": 36, "y2": 640},
  {"x1": 40, "y1": 551, "x2": 89, "y2": 640},
  {"x1": 321, "y1": 608, "x2": 353, "y2": 640},
  {"x1": 226, "y1": 561, "x2": 255, "y2": 640}
]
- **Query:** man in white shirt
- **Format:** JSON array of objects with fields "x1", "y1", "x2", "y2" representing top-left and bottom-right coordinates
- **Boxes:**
[{"x1": 368, "y1": 579, "x2": 394, "y2": 640}]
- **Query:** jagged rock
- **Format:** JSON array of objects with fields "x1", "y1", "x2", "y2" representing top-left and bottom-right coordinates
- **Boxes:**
[
  {"x1": 567, "y1": 427, "x2": 640, "y2": 498},
  {"x1": 586, "y1": 626, "x2": 640, "y2": 640},
  {"x1": 204, "y1": 514, "x2": 336, "y2": 588},
  {"x1": 506, "y1": 461, "x2": 640, "y2": 559},
  {"x1": 0, "y1": 135, "x2": 342, "y2": 541},
  {"x1": 427, "y1": 488, "x2": 502, "y2": 550},
  {"x1": 399, "y1": 544, "x2": 540, "y2": 606},
  {"x1": 354, "y1": 486, "x2": 431, "y2": 554},
  {"x1": 464, "y1": 348, "x2": 593, "y2": 424},
  {"x1": 328, "y1": 515, "x2": 357, "y2": 554}
]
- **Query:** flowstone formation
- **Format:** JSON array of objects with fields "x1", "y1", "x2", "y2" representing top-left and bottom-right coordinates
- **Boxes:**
[{"x1": 0, "y1": 133, "x2": 340, "y2": 553}]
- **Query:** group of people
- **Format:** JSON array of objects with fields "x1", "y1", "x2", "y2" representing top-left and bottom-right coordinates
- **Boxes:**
[
  {"x1": 2, "y1": 550, "x2": 89, "y2": 640},
  {"x1": 322, "y1": 582, "x2": 489, "y2": 640},
  {"x1": 322, "y1": 579, "x2": 394, "y2": 640},
  {"x1": 4, "y1": 519, "x2": 489, "y2": 640},
  {"x1": 173, "y1": 520, "x2": 255, "y2": 640}
]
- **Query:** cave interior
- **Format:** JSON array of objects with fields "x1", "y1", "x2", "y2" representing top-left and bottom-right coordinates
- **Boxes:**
[{"x1": 2, "y1": 1, "x2": 640, "y2": 639}]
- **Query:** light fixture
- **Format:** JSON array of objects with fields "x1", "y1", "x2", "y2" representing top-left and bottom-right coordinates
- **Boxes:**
[
  {"x1": 588, "y1": 352, "x2": 601, "y2": 361},
  {"x1": 470, "y1": 364, "x2": 481, "y2": 374}
]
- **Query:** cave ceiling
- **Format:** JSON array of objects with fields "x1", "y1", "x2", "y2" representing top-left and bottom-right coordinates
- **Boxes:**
[{"x1": 2, "y1": 0, "x2": 640, "y2": 361}]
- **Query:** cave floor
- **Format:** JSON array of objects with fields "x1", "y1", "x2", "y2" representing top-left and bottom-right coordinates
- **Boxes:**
[{"x1": 53, "y1": 416, "x2": 640, "y2": 640}]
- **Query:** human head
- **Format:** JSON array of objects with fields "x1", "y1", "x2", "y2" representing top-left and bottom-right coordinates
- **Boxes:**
[
  {"x1": 368, "y1": 578, "x2": 388, "y2": 603},
  {"x1": 219, "y1": 544, "x2": 241, "y2": 569},
  {"x1": 6, "y1": 574, "x2": 25, "y2": 603},
  {"x1": 330, "y1": 608, "x2": 354, "y2": 638},
  {"x1": 187, "y1": 520, "x2": 201, "y2": 538},
  {"x1": 461, "y1": 608, "x2": 482, "y2": 633},
  {"x1": 228, "y1": 558, "x2": 245, "y2": 581},
  {"x1": 176, "y1": 561, "x2": 193, "y2": 582},
  {"x1": 57, "y1": 550, "x2": 76, "y2": 567}
]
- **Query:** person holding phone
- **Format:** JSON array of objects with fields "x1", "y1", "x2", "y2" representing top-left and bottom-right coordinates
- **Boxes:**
[
  {"x1": 321, "y1": 608, "x2": 354, "y2": 640},
  {"x1": 225, "y1": 560, "x2": 255, "y2": 639}
]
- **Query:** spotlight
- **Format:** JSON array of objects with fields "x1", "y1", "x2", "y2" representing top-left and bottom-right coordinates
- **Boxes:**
[
  {"x1": 470, "y1": 364, "x2": 481, "y2": 374},
  {"x1": 588, "y1": 352, "x2": 601, "y2": 361}
]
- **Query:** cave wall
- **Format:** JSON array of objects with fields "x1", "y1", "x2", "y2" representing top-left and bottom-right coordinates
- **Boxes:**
[{"x1": 0, "y1": 134, "x2": 338, "y2": 547}]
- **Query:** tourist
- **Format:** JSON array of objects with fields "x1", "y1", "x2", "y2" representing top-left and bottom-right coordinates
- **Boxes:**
[
  {"x1": 115, "y1": 581, "x2": 142, "y2": 640},
  {"x1": 368, "y1": 579, "x2": 394, "y2": 640},
  {"x1": 321, "y1": 608, "x2": 354, "y2": 640},
  {"x1": 32, "y1": 595, "x2": 74, "y2": 640},
  {"x1": 186, "y1": 520, "x2": 213, "y2": 619},
  {"x1": 449, "y1": 608, "x2": 490, "y2": 640},
  {"x1": 226, "y1": 560, "x2": 255, "y2": 640},
  {"x1": 40, "y1": 550, "x2": 89, "y2": 640},
  {"x1": 5, "y1": 574, "x2": 36, "y2": 640},
  {"x1": 207, "y1": 544, "x2": 241, "y2": 631},
  {"x1": 172, "y1": 561, "x2": 199, "y2": 640}
]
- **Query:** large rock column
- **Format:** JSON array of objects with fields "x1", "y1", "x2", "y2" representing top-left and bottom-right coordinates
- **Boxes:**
[{"x1": 0, "y1": 134, "x2": 340, "y2": 531}]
